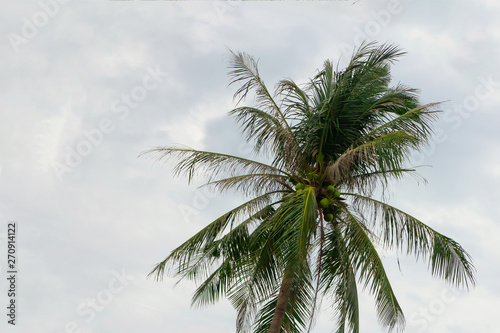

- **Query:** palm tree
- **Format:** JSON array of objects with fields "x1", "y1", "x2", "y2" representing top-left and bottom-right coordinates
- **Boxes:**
[{"x1": 145, "y1": 42, "x2": 475, "y2": 333}]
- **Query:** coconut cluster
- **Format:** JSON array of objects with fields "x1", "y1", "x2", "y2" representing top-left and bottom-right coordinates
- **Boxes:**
[
  {"x1": 319, "y1": 185, "x2": 340, "y2": 221},
  {"x1": 292, "y1": 178, "x2": 340, "y2": 222}
]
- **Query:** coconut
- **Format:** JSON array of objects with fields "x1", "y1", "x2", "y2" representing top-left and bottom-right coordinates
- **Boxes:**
[
  {"x1": 319, "y1": 198, "x2": 330, "y2": 209},
  {"x1": 295, "y1": 183, "x2": 305, "y2": 191},
  {"x1": 324, "y1": 213, "x2": 334, "y2": 221},
  {"x1": 327, "y1": 185, "x2": 336, "y2": 193},
  {"x1": 333, "y1": 190, "x2": 341, "y2": 198}
]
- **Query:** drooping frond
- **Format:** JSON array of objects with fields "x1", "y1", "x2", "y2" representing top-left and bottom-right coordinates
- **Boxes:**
[
  {"x1": 148, "y1": 192, "x2": 279, "y2": 281},
  {"x1": 239, "y1": 188, "x2": 320, "y2": 333},
  {"x1": 202, "y1": 173, "x2": 291, "y2": 198},
  {"x1": 346, "y1": 193, "x2": 476, "y2": 288},
  {"x1": 189, "y1": 206, "x2": 278, "y2": 310},
  {"x1": 142, "y1": 145, "x2": 287, "y2": 183},
  {"x1": 229, "y1": 214, "x2": 285, "y2": 333},
  {"x1": 187, "y1": 205, "x2": 284, "y2": 333},
  {"x1": 230, "y1": 248, "x2": 281, "y2": 333},
  {"x1": 190, "y1": 257, "x2": 235, "y2": 308},
  {"x1": 321, "y1": 224, "x2": 360, "y2": 333},
  {"x1": 341, "y1": 207, "x2": 405, "y2": 332},
  {"x1": 345, "y1": 168, "x2": 425, "y2": 198},
  {"x1": 253, "y1": 269, "x2": 315, "y2": 333}
]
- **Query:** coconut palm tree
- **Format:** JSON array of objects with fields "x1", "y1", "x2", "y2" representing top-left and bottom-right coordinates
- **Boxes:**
[{"x1": 145, "y1": 42, "x2": 475, "y2": 333}]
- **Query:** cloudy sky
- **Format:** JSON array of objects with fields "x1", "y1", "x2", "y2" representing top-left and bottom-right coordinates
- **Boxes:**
[{"x1": 1, "y1": 0, "x2": 499, "y2": 332}]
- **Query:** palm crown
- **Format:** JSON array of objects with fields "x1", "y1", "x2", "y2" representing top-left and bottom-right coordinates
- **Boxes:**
[{"x1": 146, "y1": 42, "x2": 475, "y2": 333}]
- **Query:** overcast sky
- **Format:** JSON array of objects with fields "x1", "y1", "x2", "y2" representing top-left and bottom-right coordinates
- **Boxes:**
[{"x1": 1, "y1": 1, "x2": 499, "y2": 332}]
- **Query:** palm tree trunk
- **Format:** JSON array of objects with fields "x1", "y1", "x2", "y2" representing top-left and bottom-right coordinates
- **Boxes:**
[{"x1": 268, "y1": 272, "x2": 293, "y2": 333}]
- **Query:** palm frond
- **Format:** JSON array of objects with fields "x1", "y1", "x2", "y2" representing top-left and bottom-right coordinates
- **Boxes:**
[
  {"x1": 191, "y1": 258, "x2": 234, "y2": 308},
  {"x1": 253, "y1": 267, "x2": 316, "y2": 333},
  {"x1": 276, "y1": 78, "x2": 311, "y2": 119},
  {"x1": 228, "y1": 50, "x2": 281, "y2": 116},
  {"x1": 141, "y1": 145, "x2": 287, "y2": 183},
  {"x1": 229, "y1": 106, "x2": 306, "y2": 170},
  {"x1": 327, "y1": 130, "x2": 421, "y2": 186},
  {"x1": 229, "y1": 219, "x2": 283, "y2": 333},
  {"x1": 148, "y1": 192, "x2": 278, "y2": 281},
  {"x1": 345, "y1": 168, "x2": 425, "y2": 197},
  {"x1": 347, "y1": 193, "x2": 476, "y2": 288},
  {"x1": 188, "y1": 208, "x2": 273, "y2": 307},
  {"x1": 228, "y1": 51, "x2": 307, "y2": 170},
  {"x1": 347, "y1": 42, "x2": 405, "y2": 71},
  {"x1": 271, "y1": 186, "x2": 318, "y2": 270},
  {"x1": 321, "y1": 224, "x2": 360, "y2": 333},
  {"x1": 361, "y1": 103, "x2": 441, "y2": 143},
  {"x1": 341, "y1": 207, "x2": 405, "y2": 332},
  {"x1": 201, "y1": 173, "x2": 291, "y2": 198}
]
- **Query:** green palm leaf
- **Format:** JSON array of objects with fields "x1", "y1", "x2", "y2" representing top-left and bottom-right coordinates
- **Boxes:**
[
  {"x1": 341, "y1": 206, "x2": 405, "y2": 332},
  {"x1": 346, "y1": 193, "x2": 476, "y2": 288}
]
